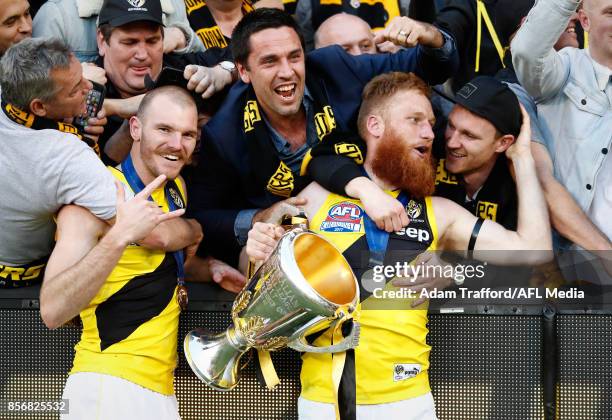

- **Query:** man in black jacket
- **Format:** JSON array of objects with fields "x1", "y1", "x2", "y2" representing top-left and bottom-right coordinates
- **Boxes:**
[{"x1": 187, "y1": 9, "x2": 459, "y2": 265}]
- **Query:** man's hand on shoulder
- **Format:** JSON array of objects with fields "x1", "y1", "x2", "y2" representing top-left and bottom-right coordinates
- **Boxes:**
[{"x1": 345, "y1": 177, "x2": 409, "y2": 232}]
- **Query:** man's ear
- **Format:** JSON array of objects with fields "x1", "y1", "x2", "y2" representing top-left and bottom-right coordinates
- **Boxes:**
[
  {"x1": 236, "y1": 62, "x2": 250, "y2": 84},
  {"x1": 366, "y1": 114, "x2": 384, "y2": 138},
  {"x1": 129, "y1": 116, "x2": 142, "y2": 142},
  {"x1": 578, "y1": 8, "x2": 590, "y2": 32},
  {"x1": 97, "y1": 30, "x2": 107, "y2": 58},
  {"x1": 495, "y1": 134, "x2": 516, "y2": 153},
  {"x1": 29, "y1": 99, "x2": 48, "y2": 117}
]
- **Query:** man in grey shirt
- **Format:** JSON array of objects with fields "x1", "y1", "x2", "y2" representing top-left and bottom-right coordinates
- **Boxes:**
[{"x1": 0, "y1": 38, "x2": 116, "y2": 287}]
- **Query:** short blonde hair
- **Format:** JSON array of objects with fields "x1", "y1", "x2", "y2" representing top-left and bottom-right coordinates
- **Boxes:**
[{"x1": 357, "y1": 72, "x2": 431, "y2": 138}]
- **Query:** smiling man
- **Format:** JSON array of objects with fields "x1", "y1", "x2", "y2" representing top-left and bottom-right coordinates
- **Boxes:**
[
  {"x1": 40, "y1": 86, "x2": 203, "y2": 419},
  {"x1": 435, "y1": 76, "x2": 522, "y2": 229},
  {"x1": 0, "y1": 0, "x2": 31, "y2": 56},
  {"x1": 93, "y1": 0, "x2": 237, "y2": 166},
  {"x1": 188, "y1": 8, "x2": 458, "y2": 266}
]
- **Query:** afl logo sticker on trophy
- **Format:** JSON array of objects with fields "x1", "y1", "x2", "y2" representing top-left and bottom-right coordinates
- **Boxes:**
[{"x1": 183, "y1": 221, "x2": 360, "y2": 390}]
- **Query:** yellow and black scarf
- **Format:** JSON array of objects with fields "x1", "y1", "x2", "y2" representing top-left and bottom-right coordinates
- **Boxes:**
[
  {"x1": 241, "y1": 79, "x2": 365, "y2": 199},
  {"x1": 1, "y1": 101, "x2": 100, "y2": 156},
  {"x1": 184, "y1": 0, "x2": 254, "y2": 49}
]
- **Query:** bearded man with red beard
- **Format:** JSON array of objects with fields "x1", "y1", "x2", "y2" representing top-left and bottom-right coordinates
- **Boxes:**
[{"x1": 246, "y1": 71, "x2": 552, "y2": 420}]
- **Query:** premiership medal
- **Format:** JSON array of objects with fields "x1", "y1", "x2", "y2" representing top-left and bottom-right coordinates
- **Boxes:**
[{"x1": 177, "y1": 283, "x2": 189, "y2": 311}]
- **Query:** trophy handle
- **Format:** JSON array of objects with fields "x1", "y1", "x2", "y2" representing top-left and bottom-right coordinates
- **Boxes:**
[{"x1": 288, "y1": 321, "x2": 360, "y2": 353}]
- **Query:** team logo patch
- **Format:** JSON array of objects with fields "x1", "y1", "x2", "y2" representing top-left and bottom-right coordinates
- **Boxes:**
[
  {"x1": 244, "y1": 100, "x2": 261, "y2": 132},
  {"x1": 477, "y1": 201, "x2": 498, "y2": 221},
  {"x1": 393, "y1": 364, "x2": 421, "y2": 382},
  {"x1": 314, "y1": 105, "x2": 337, "y2": 140},
  {"x1": 126, "y1": 0, "x2": 146, "y2": 7},
  {"x1": 435, "y1": 159, "x2": 458, "y2": 185},
  {"x1": 406, "y1": 200, "x2": 422, "y2": 219},
  {"x1": 334, "y1": 143, "x2": 363, "y2": 164},
  {"x1": 267, "y1": 161, "x2": 293, "y2": 197},
  {"x1": 168, "y1": 186, "x2": 185, "y2": 209},
  {"x1": 320, "y1": 202, "x2": 362, "y2": 232}
]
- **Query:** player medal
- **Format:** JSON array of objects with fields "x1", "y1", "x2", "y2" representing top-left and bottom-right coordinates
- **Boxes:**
[{"x1": 177, "y1": 283, "x2": 189, "y2": 310}]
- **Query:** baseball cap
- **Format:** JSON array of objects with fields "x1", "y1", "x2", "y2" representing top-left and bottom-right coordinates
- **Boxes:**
[
  {"x1": 453, "y1": 76, "x2": 522, "y2": 137},
  {"x1": 98, "y1": 0, "x2": 164, "y2": 28}
]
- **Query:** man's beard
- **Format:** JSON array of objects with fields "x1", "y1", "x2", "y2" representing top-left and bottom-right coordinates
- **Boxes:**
[{"x1": 370, "y1": 128, "x2": 436, "y2": 198}]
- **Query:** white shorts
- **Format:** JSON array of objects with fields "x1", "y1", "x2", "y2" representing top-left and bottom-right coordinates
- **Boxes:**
[
  {"x1": 298, "y1": 392, "x2": 438, "y2": 420},
  {"x1": 61, "y1": 372, "x2": 180, "y2": 420}
]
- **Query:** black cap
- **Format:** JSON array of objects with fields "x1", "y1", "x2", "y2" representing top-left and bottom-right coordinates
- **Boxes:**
[
  {"x1": 98, "y1": 0, "x2": 164, "y2": 28},
  {"x1": 454, "y1": 76, "x2": 522, "y2": 137}
]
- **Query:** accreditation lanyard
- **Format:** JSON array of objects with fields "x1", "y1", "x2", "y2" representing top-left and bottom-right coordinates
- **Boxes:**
[
  {"x1": 362, "y1": 191, "x2": 409, "y2": 268},
  {"x1": 121, "y1": 155, "x2": 188, "y2": 309}
]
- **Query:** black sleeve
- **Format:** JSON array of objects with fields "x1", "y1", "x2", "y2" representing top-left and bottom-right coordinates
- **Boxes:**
[
  {"x1": 434, "y1": 0, "x2": 474, "y2": 57},
  {"x1": 409, "y1": 0, "x2": 438, "y2": 23},
  {"x1": 308, "y1": 155, "x2": 364, "y2": 195},
  {"x1": 303, "y1": 131, "x2": 368, "y2": 195},
  {"x1": 186, "y1": 137, "x2": 245, "y2": 267},
  {"x1": 164, "y1": 47, "x2": 233, "y2": 69}
]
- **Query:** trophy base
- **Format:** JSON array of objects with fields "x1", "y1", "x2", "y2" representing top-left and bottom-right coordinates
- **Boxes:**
[{"x1": 183, "y1": 327, "x2": 245, "y2": 391}]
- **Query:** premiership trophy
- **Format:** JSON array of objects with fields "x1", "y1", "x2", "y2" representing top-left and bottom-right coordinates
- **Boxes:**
[{"x1": 183, "y1": 218, "x2": 360, "y2": 390}]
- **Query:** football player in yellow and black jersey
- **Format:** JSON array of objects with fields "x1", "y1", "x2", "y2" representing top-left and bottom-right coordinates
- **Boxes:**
[
  {"x1": 40, "y1": 86, "x2": 205, "y2": 420},
  {"x1": 246, "y1": 72, "x2": 552, "y2": 419}
]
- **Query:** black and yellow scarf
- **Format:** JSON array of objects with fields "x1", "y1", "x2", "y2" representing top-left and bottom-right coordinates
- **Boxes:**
[
  {"x1": 241, "y1": 78, "x2": 365, "y2": 199},
  {"x1": 184, "y1": 0, "x2": 254, "y2": 49},
  {"x1": 1, "y1": 101, "x2": 100, "y2": 156}
]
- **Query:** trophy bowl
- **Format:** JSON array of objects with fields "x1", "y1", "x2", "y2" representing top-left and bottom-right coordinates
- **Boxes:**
[{"x1": 184, "y1": 229, "x2": 359, "y2": 390}]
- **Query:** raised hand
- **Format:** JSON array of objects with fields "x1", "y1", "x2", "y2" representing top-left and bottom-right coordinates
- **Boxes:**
[
  {"x1": 373, "y1": 16, "x2": 444, "y2": 49},
  {"x1": 111, "y1": 175, "x2": 185, "y2": 246}
]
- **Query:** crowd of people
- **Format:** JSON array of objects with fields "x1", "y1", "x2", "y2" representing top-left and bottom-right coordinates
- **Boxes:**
[{"x1": 0, "y1": 0, "x2": 609, "y2": 419}]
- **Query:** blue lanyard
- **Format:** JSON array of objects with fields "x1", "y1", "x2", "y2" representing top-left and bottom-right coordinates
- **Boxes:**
[
  {"x1": 362, "y1": 191, "x2": 409, "y2": 268},
  {"x1": 121, "y1": 155, "x2": 186, "y2": 284}
]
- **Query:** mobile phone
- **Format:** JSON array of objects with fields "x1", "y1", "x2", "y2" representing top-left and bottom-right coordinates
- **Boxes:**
[
  {"x1": 73, "y1": 81, "x2": 106, "y2": 131},
  {"x1": 146, "y1": 66, "x2": 188, "y2": 91}
]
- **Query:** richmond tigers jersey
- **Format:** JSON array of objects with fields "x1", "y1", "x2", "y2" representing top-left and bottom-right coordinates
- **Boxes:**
[
  {"x1": 70, "y1": 168, "x2": 186, "y2": 395},
  {"x1": 300, "y1": 191, "x2": 438, "y2": 405}
]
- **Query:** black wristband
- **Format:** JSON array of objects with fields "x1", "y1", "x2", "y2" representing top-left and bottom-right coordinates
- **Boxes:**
[{"x1": 468, "y1": 217, "x2": 485, "y2": 254}]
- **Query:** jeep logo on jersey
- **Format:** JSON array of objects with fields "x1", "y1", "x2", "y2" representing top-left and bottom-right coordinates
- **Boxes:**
[
  {"x1": 320, "y1": 202, "x2": 363, "y2": 233},
  {"x1": 126, "y1": 0, "x2": 146, "y2": 8},
  {"x1": 394, "y1": 226, "x2": 430, "y2": 243}
]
